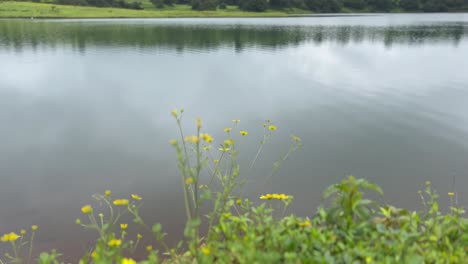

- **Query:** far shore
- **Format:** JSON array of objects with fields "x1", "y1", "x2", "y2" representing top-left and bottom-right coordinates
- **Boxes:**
[{"x1": 1, "y1": 1, "x2": 467, "y2": 19}]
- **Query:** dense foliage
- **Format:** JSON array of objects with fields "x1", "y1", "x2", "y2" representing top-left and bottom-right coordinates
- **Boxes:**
[
  {"x1": 19, "y1": 0, "x2": 468, "y2": 12},
  {"x1": 56, "y1": 0, "x2": 143, "y2": 9},
  {"x1": 165, "y1": 0, "x2": 468, "y2": 11},
  {"x1": 1, "y1": 112, "x2": 467, "y2": 264}
]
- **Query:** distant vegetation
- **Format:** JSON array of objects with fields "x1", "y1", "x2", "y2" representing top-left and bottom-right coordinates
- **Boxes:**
[{"x1": 1, "y1": 0, "x2": 467, "y2": 13}]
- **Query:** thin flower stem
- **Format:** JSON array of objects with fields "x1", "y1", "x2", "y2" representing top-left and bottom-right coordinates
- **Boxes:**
[
  {"x1": 27, "y1": 231, "x2": 36, "y2": 264},
  {"x1": 10, "y1": 242, "x2": 18, "y2": 262},
  {"x1": 177, "y1": 118, "x2": 193, "y2": 222},
  {"x1": 250, "y1": 134, "x2": 268, "y2": 170}
]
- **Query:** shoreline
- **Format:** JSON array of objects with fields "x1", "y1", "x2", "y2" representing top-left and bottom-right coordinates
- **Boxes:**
[{"x1": 1, "y1": 2, "x2": 467, "y2": 19}]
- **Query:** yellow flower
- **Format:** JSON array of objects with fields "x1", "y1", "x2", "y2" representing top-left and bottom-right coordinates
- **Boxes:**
[
  {"x1": 120, "y1": 224, "x2": 128, "y2": 230},
  {"x1": 91, "y1": 251, "x2": 97, "y2": 259},
  {"x1": 81, "y1": 205, "x2": 93, "y2": 214},
  {"x1": 200, "y1": 133, "x2": 213, "y2": 143},
  {"x1": 131, "y1": 194, "x2": 142, "y2": 201},
  {"x1": 236, "y1": 199, "x2": 242, "y2": 205},
  {"x1": 201, "y1": 246, "x2": 211, "y2": 255},
  {"x1": 224, "y1": 127, "x2": 232, "y2": 133},
  {"x1": 185, "y1": 177, "x2": 194, "y2": 185},
  {"x1": 260, "y1": 193, "x2": 291, "y2": 201},
  {"x1": 240, "y1": 130, "x2": 248, "y2": 136},
  {"x1": 137, "y1": 233, "x2": 142, "y2": 240},
  {"x1": 169, "y1": 139, "x2": 177, "y2": 146},
  {"x1": 20, "y1": 229, "x2": 26, "y2": 235},
  {"x1": 448, "y1": 192, "x2": 455, "y2": 197},
  {"x1": 184, "y1": 135, "x2": 199, "y2": 144},
  {"x1": 196, "y1": 118, "x2": 203, "y2": 129},
  {"x1": 268, "y1": 125, "x2": 277, "y2": 131},
  {"x1": 1, "y1": 232, "x2": 20, "y2": 242},
  {"x1": 146, "y1": 245, "x2": 153, "y2": 252},
  {"x1": 105, "y1": 190, "x2": 111, "y2": 197},
  {"x1": 291, "y1": 135, "x2": 301, "y2": 142},
  {"x1": 122, "y1": 258, "x2": 137, "y2": 264},
  {"x1": 232, "y1": 119, "x2": 240, "y2": 123},
  {"x1": 260, "y1": 194, "x2": 272, "y2": 200},
  {"x1": 224, "y1": 139, "x2": 235, "y2": 146},
  {"x1": 32, "y1": 225, "x2": 39, "y2": 231},
  {"x1": 108, "y1": 239, "x2": 122, "y2": 247},
  {"x1": 171, "y1": 109, "x2": 178, "y2": 118},
  {"x1": 299, "y1": 220, "x2": 311, "y2": 227},
  {"x1": 113, "y1": 199, "x2": 129, "y2": 206},
  {"x1": 219, "y1": 147, "x2": 231, "y2": 152}
]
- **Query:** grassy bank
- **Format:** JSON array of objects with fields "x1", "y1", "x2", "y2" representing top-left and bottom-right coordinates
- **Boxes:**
[{"x1": 0, "y1": 1, "x2": 309, "y2": 18}]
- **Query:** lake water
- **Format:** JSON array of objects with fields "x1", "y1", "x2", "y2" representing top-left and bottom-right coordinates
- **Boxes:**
[{"x1": 1, "y1": 14, "x2": 468, "y2": 261}]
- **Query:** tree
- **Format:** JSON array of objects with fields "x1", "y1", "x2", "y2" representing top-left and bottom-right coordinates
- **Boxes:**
[
  {"x1": 368, "y1": 0, "x2": 394, "y2": 10},
  {"x1": 422, "y1": 0, "x2": 448, "y2": 11},
  {"x1": 305, "y1": 0, "x2": 341, "y2": 12},
  {"x1": 239, "y1": 0, "x2": 268, "y2": 11},
  {"x1": 399, "y1": 0, "x2": 419, "y2": 10},
  {"x1": 151, "y1": 0, "x2": 165, "y2": 8},
  {"x1": 191, "y1": 0, "x2": 217, "y2": 10},
  {"x1": 342, "y1": 0, "x2": 366, "y2": 9},
  {"x1": 270, "y1": 0, "x2": 290, "y2": 8}
]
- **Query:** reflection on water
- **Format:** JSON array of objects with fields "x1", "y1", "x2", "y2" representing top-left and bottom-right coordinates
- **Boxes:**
[
  {"x1": 1, "y1": 14, "x2": 468, "y2": 262},
  {"x1": 0, "y1": 16, "x2": 468, "y2": 53}
]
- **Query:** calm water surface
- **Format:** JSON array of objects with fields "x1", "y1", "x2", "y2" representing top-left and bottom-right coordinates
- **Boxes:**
[{"x1": 1, "y1": 14, "x2": 468, "y2": 261}]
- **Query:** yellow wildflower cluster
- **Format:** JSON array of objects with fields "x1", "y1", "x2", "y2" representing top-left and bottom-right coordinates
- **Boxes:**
[
  {"x1": 260, "y1": 193, "x2": 291, "y2": 200},
  {"x1": 131, "y1": 194, "x2": 142, "y2": 201},
  {"x1": 200, "y1": 133, "x2": 213, "y2": 143},
  {"x1": 113, "y1": 199, "x2": 129, "y2": 206},
  {"x1": 1, "y1": 232, "x2": 20, "y2": 242},
  {"x1": 240, "y1": 130, "x2": 248, "y2": 136},
  {"x1": 108, "y1": 239, "x2": 122, "y2": 247},
  {"x1": 269, "y1": 125, "x2": 277, "y2": 131},
  {"x1": 120, "y1": 224, "x2": 128, "y2": 230},
  {"x1": 105, "y1": 190, "x2": 111, "y2": 196},
  {"x1": 185, "y1": 135, "x2": 199, "y2": 144}
]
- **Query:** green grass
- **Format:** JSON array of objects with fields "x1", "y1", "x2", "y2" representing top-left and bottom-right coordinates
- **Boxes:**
[{"x1": 0, "y1": 1, "x2": 310, "y2": 18}]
